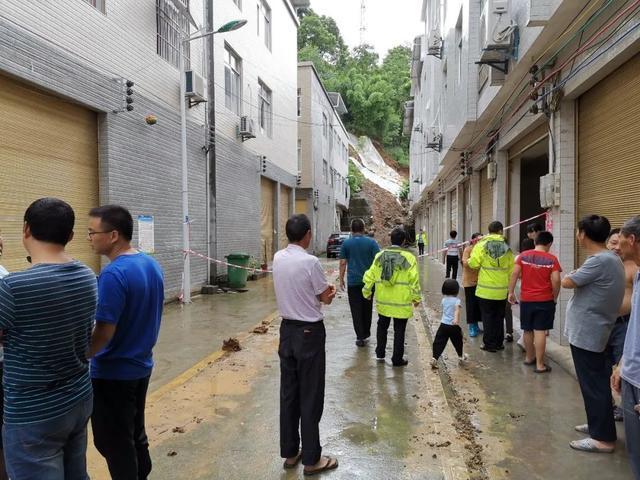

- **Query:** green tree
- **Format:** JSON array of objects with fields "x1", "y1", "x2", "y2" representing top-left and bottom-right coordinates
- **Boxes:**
[{"x1": 297, "y1": 10, "x2": 348, "y2": 73}]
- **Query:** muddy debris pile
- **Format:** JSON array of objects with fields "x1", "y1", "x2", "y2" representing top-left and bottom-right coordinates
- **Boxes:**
[{"x1": 222, "y1": 337, "x2": 241, "y2": 352}]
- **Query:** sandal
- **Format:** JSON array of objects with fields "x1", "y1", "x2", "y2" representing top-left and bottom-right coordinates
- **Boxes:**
[
  {"x1": 304, "y1": 456, "x2": 339, "y2": 476},
  {"x1": 283, "y1": 452, "x2": 302, "y2": 469},
  {"x1": 534, "y1": 365, "x2": 552, "y2": 373},
  {"x1": 523, "y1": 358, "x2": 536, "y2": 366},
  {"x1": 569, "y1": 438, "x2": 614, "y2": 453}
]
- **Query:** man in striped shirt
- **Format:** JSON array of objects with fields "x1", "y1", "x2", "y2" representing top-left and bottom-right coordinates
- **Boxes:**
[{"x1": 0, "y1": 197, "x2": 97, "y2": 479}]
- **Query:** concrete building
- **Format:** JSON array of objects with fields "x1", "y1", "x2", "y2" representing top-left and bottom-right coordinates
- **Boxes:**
[
  {"x1": 297, "y1": 62, "x2": 350, "y2": 254},
  {"x1": 0, "y1": 0, "x2": 301, "y2": 296},
  {"x1": 408, "y1": 0, "x2": 640, "y2": 344}
]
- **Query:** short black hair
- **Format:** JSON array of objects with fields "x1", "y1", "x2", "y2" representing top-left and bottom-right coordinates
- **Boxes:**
[
  {"x1": 285, "y1": 214, "x2": 311, "y2": 242},
  {"x1": 351, "y1": 218, "x2": 365, "y2": 233},
  {"x1": 527, "y1": 223, "x2": 544, "y2": 234},
  {"x1": 89, "y1": 205, "x2": 134, "y2": 241},
  {"x1": 577, "y1": 215, "x2": 611, "y2": 244},
  {"x1": 535, "y1": 231, "x2": 554, "y2": 246},
  {"x1": 390, "y1": 227, "x2": 406, "y2": 246},
  {"x1": 24, "y1": 197, "x2": 75, "y2": 246},
  {"x1": 442, "y1": 279, "x2": 460, "y2": 296},
  {"x1": 608, "y1": 228, "x2": 621, "y2": 241},
  {"x1": 450, "y1": 230, "x2": 457, "y2": 238},
  {"x1": 471, "y1": 232, "x2": 482, "y2": 240},
  {"x1": 488, "y1": 221, "x2": 503, "y2": 234}
]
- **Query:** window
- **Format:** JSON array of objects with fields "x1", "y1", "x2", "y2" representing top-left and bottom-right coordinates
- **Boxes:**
[
  {"x1": 258, "y1": 79, "x2": 273, "y2": 137},
  {"x1": 224, "y1": 45, "x2": 242, "y2": 115},
  {"x1": 297, "y1": 139, "x2": 302, "y2": 171},
  {"x1": 322, "y1": 160, "x2": 328, "y2": 184},
  {"x1": 233, "y1": 0, "x2": 242, "y2": 10},
  {"x1": 455, "y1": 10, "x2": 463, "y2": 85},
  {"x1": 83, "y1": 0, "x2": 105, "y2": 12},
  {"x1": 156, "y1": 0, "x2": 190, "y2": 69},
  {"x1": 297, "y1": 88, "x2": 301, "y2": 117},
  {"x1": 322, "y1": 113, "x2": 328, "y2": 137},
  {"x1": 330, "y1": 168, "x2": 335, "y2": 187},
  {"x1": 257, "y1": 0, "x2": 272, "y2": 50}
]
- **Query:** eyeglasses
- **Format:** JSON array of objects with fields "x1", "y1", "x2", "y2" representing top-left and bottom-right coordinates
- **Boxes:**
[{"x1": 87, "y1": 230, "x2": 114, "y2": 237}]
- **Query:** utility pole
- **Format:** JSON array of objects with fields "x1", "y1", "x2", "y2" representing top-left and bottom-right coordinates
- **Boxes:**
[
  {"x1": 205, "y1": 0, "x2": 217, "y2": 285},
  {"x1": 359, "y1": 0, "x2": 367, "y2": 45}
]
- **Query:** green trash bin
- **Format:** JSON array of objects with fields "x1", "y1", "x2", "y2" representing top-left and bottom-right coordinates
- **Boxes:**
[{"x1": 226, "y1": 253, "x2": 251, "y2": 288}]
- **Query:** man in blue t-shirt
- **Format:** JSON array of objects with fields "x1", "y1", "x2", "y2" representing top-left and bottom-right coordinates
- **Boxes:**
[
  {"x1": 339, "y1": 219, "x2": 380, "y2": 346},
  {"x1": 87, "y1": 205, "x2": 164, "y2": 480},
  {"x1": 0, "y1": 198, "x2": 96, "y2": 479}
]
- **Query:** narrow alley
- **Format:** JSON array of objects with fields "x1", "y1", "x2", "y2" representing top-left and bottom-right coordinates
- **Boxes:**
[{"x1": 87, "y1": 257, "x2": 634, "y2": 479}]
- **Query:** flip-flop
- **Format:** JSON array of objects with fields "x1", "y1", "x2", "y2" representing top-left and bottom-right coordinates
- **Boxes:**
[
  {"x1": 304, "y1": 456, "x2": 339, "y2": 476},
  {"x1": 569, "y1": 438, "x2": 614, "y2": 453},
  {"x1": 283, "y1": 452, "x2": 302, "y2": 469},
  {"x1": 534, "y1": 365, "x2": 552, "y2": 373},
  {"x1": 574, "y1": 424, "x2": 589, "y2": 434},
  {"x1": 523, "y1": 358, "x2": 536, "y2": 366}
]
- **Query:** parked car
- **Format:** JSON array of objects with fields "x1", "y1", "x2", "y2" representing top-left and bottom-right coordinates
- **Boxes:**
[{"x1": 326, "y1": 232, "x2": 350, "y2": 258}]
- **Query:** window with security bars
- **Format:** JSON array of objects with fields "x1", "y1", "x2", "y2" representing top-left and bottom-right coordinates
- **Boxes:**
[
  {"x1": 83, "y1": 0, "x2": 105, "y2": 12},
  {"x1": 224, "y1": 46, "x2": 242, "y2": 115},
  {"x1": 258, "y1": 80, "x2": 273, "y2": 137},
  {"x1": 156, "y1": 0, "x2": 190, "y2": 69}
]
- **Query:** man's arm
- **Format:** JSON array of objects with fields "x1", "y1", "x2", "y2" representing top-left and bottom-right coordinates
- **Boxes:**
[
  {"x1": 561, "y1": 276, "x2": 578, "y2": 289},
  {"x1": 468, "y1": 242, "x2": 482, "y2": 270},
  {"x1": 562, "y1": 256, "x2": 600, "y2": 289},
  {"x1": 551, "y1": 270, "x2": 561, "y2": 300},
  {"x1": 409, "y1": 262, "x2": 422, "y2": 306},
  {"x1": 462, "y1": 247, "x2": 471, "y2": 266},
  {"x1": 339, "y1": 260, "x2": 347, "y2": 290},
  {"x1": 362, "y1": 259, "x2": 379, "y2": 300},
  {"x1": 88, "y1": 322, "x2": 117, "y2": 358},
  {"x1": 611, "y1": 361, "x2": 622, "y2": 393},
  {"x1": 508, "y1": 264, "x2": 522, "y2": 304},
  {"x1": 318, "y1": 285, "x2": 337, "y2": 305}
]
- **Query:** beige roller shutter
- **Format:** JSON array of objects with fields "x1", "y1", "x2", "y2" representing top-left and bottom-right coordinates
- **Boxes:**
[
  {"x1": 450, "y1": 190, "x2": 457, "y2": 231},
  {"x1": 279, "y1": 185, "x2": 291, "y2": 250},
  {"x1": 479, "y1": 168, "x2": 493, "y2": 234},
  {"x1": 295, "y1": 198, "x2": 307, "y2": 215},
  {"x1": 578, "y1": 53, "x2": 640, "y2": 265},
  {"x1": 260, "y1": 177, "x2": 275, "y2": 263},
  {"x1": 0, "y1": 75, "x2": 99, "y2": 272}
]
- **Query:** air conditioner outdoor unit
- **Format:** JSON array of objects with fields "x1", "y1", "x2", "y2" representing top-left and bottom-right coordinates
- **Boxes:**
[
  {"x1": 237, "y1": 116, "x2": 256, "y2": 141},
  {"x1": 426, "y1": 127, "x2": 442, "y2": 151},
  {"x1": 479, "y1": 0, "x2": 514, "y2": 62},
  {"x1": 427, "y1": 29, "x2": 442, "y2": 57},
  {"x1": 539, "y1": 173, "x2": 560, "y2": 208},
  {"x1": 185, "y1": 71, "x2": 205, "y2": 102}
]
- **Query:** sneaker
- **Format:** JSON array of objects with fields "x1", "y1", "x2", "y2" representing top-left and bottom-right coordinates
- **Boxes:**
[
  {"x1": 469, "y1": 324, "x2": 479, "y2": 337},
  {"x1": 430, "y1": 357, "x2": 439, "y2": 369},
  {"x1": 505, "y1": 334, "x2": 514, "y2": 343},
  {"x1": 392, "y1": 358, "x2": 409, "y2": 367},
  {"x1": 458, "y1": 353, "x2": 469, "y2": 364},
  {"x1": 375, "y1": 356, "x2": 385, "y2": 362},
  {"x1": 355, "y1": 339, "x2": 365, "y2": 347},
  {"x1": 480, "y1": 344, "x2": 497, "y2": 353}
]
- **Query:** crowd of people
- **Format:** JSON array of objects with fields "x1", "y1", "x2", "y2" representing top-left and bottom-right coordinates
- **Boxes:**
[
  {"x1": 273, "y1": 212, "x2": 640, "y2": 479},
  {"x1": 0, "y1": 198, "x2": 164, "y2": 479}
]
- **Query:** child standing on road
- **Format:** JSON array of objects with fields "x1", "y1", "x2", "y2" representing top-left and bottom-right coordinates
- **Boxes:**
[{"x1": 432, "y1": 279, "x2": 467, "y2": 368}]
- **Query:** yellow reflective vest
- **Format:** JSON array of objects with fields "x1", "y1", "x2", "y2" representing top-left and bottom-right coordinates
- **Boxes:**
[
  {"x1": 467, "y1": 234, "x2": 514, "y2": 300},
  {"x1": 362, "y1": 247, "x2": 422, "y2": 318},
  {"x1": 418, "y1": 232, "x2": 428, "y2": 244}
]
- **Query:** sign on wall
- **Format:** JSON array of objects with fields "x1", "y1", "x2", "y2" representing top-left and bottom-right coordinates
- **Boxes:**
[{"x1": 137, "y1": 215, "x2": 155, "y2": 254}]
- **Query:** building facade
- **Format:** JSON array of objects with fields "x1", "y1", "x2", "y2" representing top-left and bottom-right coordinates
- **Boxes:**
[
  {"x1": 297, "y1": 62, "x2": 350, "y2": 254},
  {"x1": 0, "y1": 0, "x2": 301, "y2": 297},
  {"x1": 408, "y1": 0, "x2": 640, "y2": 344}
]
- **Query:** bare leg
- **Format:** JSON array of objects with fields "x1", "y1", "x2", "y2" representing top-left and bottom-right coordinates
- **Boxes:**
[
  {"x1": 534, "y1": 330, "x2": 547, "y2": 371},
  {"x1": 523, "y1": 331, "x2": 535, "y2": 363}
]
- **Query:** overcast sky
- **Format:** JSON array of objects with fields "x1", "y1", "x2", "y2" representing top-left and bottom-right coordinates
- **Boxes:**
[{"x1": 310, "y1": 0, "x2": 425, "y2": 59}]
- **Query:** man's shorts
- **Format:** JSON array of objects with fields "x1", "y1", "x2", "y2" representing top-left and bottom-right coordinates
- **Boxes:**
[{"x1": 520, "y1": 301, "x2": 556, "y2": 331}]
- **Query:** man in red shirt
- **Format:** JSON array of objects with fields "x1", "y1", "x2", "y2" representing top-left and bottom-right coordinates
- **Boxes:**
[{"x1": 508, "y1": 231, "x2": 562, "y2": 373}]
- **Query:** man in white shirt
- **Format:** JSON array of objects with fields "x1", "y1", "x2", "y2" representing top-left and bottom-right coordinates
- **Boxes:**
[{"x1": 273, "y1": 214, "x2": 338, "y2": 475}]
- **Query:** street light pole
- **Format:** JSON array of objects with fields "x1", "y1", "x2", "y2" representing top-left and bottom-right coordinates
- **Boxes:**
[{"x1": 180, "y1": 20, "x2": 247, "y2": 304}]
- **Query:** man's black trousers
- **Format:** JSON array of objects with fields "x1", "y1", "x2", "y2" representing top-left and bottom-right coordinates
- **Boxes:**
[
  {"x1": 478, "y1": 298, "x2": 506, "y2": 350},
  {"x1": 464, "y1": 286, "x2": 481, "y2": 325},
  {"x1": 445, "y1": 255, "x2": 459, "y2": 279},
  {"x1": 347, "y1": 285, "x2": 373, "y2": 340},
  {"x1": 91, "y1": 376, "x2": 152, "y2": 480},
  {"x1": 570, "y1": 344, "x2": 617, "y2": 442},
  {"x1": 432, "y1": 324, "x2": 464, "y2": 359},
  {"x1": 376, "y1": 315, "x2": 408, "y2": 364},
  {"x1": 418, "y1": 243, "x2": 425, "y2": 255},
  {"x1": 279, "y1": 319, "x2": 326, "y2": 466}
]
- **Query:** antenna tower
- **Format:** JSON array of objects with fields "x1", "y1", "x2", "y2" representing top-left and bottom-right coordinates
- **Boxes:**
[{"x1": 359, "y1": 0, "x2": 367, "y2": 45}]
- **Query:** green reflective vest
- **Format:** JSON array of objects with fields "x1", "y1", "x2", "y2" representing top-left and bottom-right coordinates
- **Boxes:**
[{"x1": 362, "y1": 247, "x2": 422, "y2": 318}]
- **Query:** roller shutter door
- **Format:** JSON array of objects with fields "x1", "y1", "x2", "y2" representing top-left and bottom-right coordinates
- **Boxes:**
[
  {"x1": 279, "y1": 185, "x2": 291, "y2": 250},
  {"x1": 0, "y1": 75, "x2": 99, "y2": 272},
  {"x1": 260, "y1": 177, "x2": 275, "y2": 264},
  {"x1": 578, "y1": 53, "x2": 640, "y2": 265},
  {"x1": 479, "y1": 168, "x2": 493, "y2": 234},
  {"x1": 450, "y1": 190, "x2": 457, "y2": 231}
]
